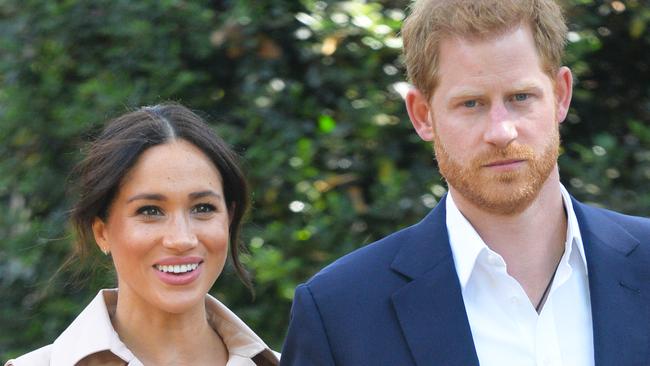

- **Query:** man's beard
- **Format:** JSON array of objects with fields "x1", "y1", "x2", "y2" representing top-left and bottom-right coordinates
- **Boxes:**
[{"x1": 433, "y1": 128, "x2": 560, "y2": 215}]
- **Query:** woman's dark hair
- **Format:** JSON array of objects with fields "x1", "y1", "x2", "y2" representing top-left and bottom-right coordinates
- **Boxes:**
[{"x1": 71, "y1": 102, "x2": 252, "y2": 290}]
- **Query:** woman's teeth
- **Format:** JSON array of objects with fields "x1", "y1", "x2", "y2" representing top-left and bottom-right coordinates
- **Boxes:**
[{"x1": 155, "y1": 263, "x2": 199, "y2": 274}]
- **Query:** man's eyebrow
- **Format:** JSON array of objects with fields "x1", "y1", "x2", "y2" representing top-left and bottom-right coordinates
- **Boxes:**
[
  {"x1": 510, "y1": 81, "x2": 543, "y2": 92},
  {"x1": 189, "y1": 190, "x2": 222, "y2": 200},
  {"x1": 445, "y1": 82, "x2": 545, "y2": 104},
  {"x1": 126, "y1": 193, "x2": 166, "y2": 203},
  {"x1": 446, "y1": 89, "x2": 483, "y2": 103}
]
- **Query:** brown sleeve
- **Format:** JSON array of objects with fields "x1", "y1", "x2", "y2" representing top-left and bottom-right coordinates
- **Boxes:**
[{"x1": 252, "y1": 349, "x2": 280, "y2": 366}]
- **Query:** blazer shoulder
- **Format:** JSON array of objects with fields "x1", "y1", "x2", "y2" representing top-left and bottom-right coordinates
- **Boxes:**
[
  {"x1": 606, "y1": 209, "x2": 650, "y2": 246},
  {"x1": 579, "y1": 202, "x2": 650, "y2": 236},
  {"x1": 304, "y1": 217, "x2": 432, "y2": 297},
  {"x1": 5, "y1": 344, "x2": 52, "y2": 366}
]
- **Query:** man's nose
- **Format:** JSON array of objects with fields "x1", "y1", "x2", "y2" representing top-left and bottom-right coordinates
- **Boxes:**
[
  {"x1": 162, "y1": 214, "x2": 198, "y2": 251},
  {"x1": 483, "y1": 101, "x2": 518, "y2": 148}
]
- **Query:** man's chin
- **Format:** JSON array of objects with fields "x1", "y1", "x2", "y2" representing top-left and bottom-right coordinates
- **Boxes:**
[
  {"x1": 452, "y1": 179, "x2": 539, "y2": 215},
  {"x1": 478, "y1": 194, "x2": 536, "y2": 215}
]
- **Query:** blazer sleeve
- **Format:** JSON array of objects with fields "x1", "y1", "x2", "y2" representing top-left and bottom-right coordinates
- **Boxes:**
[{"x1": 280, "y1": 284, "x2": 337, "y2": 366}]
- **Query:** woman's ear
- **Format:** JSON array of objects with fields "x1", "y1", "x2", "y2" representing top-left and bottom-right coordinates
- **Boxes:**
[
  {"x1": 554, "y1": 66, "x2": 573, "y2": 124},
  {"x1": 405, "y1": 87, "x2": 435, "y2": 141},
  {"x1": 92, "y1": 217, "x2": 110, "y2": 255}
]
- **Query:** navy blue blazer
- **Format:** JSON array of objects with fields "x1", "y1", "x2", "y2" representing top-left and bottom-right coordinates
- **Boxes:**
[{"x1": 280, "y1": 196, "x2": 650, "y2": 365}]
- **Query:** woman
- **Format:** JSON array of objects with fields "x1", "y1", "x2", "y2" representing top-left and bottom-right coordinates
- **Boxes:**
[{"x1": 6, "y1": 103, "x2": 279, "y2": 366}]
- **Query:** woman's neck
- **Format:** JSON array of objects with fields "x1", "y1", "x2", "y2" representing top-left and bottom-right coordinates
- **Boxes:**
[{"x1": 111, "y1": 287, "x2": 228, "y2": 365}]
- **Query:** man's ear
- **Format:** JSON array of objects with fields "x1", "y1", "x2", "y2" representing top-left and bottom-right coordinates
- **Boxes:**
[
  {"x1": 554, "y1": 66, "x2": 573, "y2": 124},
  {"x1": 405, "y1": 88, "x2": 435, "y2": 141},
  {"x1": 92, "y1": 217, "x2": 110, "y2": 254}
]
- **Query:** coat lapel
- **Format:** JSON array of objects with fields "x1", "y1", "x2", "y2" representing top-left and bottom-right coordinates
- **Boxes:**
[
  {"x1": 390, "y1": 197, "x2": 479, "y2": 366},
  {"x1": 573, "y1": 200, "x2": 650, "y2": 366}
]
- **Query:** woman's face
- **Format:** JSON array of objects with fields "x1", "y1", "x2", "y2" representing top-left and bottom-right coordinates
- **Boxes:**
[{"x1": 92, "y1": 139, "x2": 230, "y2": 314}]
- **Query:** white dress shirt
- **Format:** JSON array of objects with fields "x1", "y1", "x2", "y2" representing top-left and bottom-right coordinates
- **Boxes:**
[
  {"x1": 446, "y1": 185, "x2": 594, "y2": 366},
  {"x1": 7, "y1": 289, "x2": 279, "y2": 366}
]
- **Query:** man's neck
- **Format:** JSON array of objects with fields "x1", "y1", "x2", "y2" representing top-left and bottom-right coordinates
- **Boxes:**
[{"x1": 450, "y1": 167, "x2": 567, "y2": 307}]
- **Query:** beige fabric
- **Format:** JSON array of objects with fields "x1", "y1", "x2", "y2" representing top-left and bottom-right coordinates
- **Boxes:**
[{"x1": 5, "y1": 289, "x2": 279, "y2": 366}]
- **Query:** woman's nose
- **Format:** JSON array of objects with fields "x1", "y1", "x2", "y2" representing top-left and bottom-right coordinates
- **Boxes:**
[{"x1": 162, "y1": 214, "x2": 198, "y2": 251}]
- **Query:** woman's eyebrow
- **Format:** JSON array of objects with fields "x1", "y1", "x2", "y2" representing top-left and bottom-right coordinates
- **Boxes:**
[
  {"x1": 189, "y1": 190, "x2": 222, "y2": 200},
  {"x1": 126, "y1": 193, "x2": 166, "y2": 203}
]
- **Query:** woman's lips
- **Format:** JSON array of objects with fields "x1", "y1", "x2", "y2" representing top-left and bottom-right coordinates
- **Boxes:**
[
  {"x1": 152, "y1": 257, "x2": 204, "y2": 286},
  {"x1": 154, "y1": 256, "x2": 203, "y2": 266}
]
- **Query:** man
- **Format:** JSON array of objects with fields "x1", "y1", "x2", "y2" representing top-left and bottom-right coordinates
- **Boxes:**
[{"x1": 280, "y1": 0, "x2": 650, "y2": 365}]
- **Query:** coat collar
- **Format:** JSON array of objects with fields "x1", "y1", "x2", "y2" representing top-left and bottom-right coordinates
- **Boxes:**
[
  {"x1": 48, "y1": 289, "x2": 278, "y2": 366},
  {"x1": 206, "y1": 294, "x2": 280, "y2": 365},
  {"x1": 50, "y1": 290, "x2": 139, "y2": 365},
  {"x1": 572, "y1": 199, "x2": 649, "y2": 366},
  {"x1": 390, "y1": 196, "x2": 480, "y2": 366}
]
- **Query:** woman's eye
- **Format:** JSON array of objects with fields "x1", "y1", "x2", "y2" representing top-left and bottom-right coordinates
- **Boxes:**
[
  {"x1": 192, "y1": 203, "x2": 216, "y2": 215},
  {"x1": 137, "y1": 206, "x2": 163, "y2": 217}
]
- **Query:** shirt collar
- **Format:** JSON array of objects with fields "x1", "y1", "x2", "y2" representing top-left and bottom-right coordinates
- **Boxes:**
[
  {"x1": 559, "y1": 184, "x2": 588, "y2": 274},
  {"x1": 446, "y1": 183, "x2": 588, "y2": 290},
  {"x1": 49, "y1": 289, "x2": 278, "y2": 366},
  {"x1": 445, "y1": 192, "x2": 487, "y2": 290}
]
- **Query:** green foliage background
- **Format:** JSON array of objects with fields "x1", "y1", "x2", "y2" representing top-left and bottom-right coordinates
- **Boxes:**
[{"x1": 1, "y1": 0, "x2": 649, "y2": 358}]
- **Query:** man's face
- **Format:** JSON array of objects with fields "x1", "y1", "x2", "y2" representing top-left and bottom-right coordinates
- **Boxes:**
[{"x1": 426, "y1": 25, "x2": 568, "y2": 215}]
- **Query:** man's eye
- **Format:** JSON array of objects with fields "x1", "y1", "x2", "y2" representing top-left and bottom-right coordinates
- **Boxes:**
[
  {"x1": 192, "y1": 203, "x2": 216, "y2": 214},
  {"x1": 137, "y1": 206, "x2": 162, "y2": 216},
  {"x1": 514, "y1": 93, "x2": 529, "y2": 102},
  {"x1": 463, "y1": 100, "x2": 477, "y2": 108}
]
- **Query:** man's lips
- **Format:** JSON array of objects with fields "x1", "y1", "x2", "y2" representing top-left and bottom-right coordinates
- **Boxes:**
[{"x1": 482, "y1": 159, "x2": 526, "y2": 168}]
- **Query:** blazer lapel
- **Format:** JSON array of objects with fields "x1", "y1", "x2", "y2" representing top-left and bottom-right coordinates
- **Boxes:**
[
  {"x1": 390, "y1": 197, "x2": 479, "y2": 366},
  {"x1": 573, "y1": 200, "x2": 650, "y2": 366}
]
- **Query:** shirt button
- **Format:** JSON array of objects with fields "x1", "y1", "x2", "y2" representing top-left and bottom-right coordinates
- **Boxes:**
[{"x1": 510, "y1": 296, "x2": 519, "y2": 305}]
